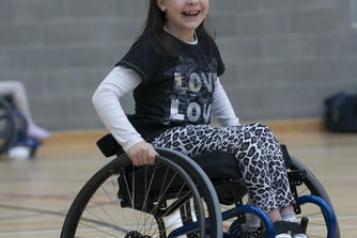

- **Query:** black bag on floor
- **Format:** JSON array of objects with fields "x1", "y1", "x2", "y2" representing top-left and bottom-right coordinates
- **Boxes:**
[{"x1": 324, "y1": 92, "x2": 357, "y2": 132}]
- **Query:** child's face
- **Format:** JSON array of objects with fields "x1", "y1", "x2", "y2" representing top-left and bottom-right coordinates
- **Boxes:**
[{"x1": 157, "y1": 0, "x2": 209, "y2": 38}]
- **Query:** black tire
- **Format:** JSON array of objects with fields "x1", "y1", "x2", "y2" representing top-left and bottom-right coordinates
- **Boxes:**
[
  {"x1": 157, "y1": 148, "x2": 223, "y2": 238},
  {"x1": 0, "y1": 97, "x2": 16, "y2": 156},
  {"x1": 289, "y1": 157, "x2": 340, "y2": 238},
  {"x1": 61, "y1": 149, "x2": 222, "y2": 238}
]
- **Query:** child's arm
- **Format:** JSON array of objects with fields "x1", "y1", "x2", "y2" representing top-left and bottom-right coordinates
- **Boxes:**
[
  {"x1": 212, "y1": 78, "x2": 240, "y2": 127},
  {"x1": 92, "y1": 66, "x2": 157, "y2": 165},
  {"x1": 92, "y1": 66, "x2": 143, "y2": 152}
]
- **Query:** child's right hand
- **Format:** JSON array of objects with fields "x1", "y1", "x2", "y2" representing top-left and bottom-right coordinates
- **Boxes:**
[{"x1": 127, "y1": 141, "x2": 158, "y2": 166}]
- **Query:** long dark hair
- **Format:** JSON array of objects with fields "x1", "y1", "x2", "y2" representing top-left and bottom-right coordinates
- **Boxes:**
[{"x1": 139, "y1": 0, "x2": 214, "y2": 57}]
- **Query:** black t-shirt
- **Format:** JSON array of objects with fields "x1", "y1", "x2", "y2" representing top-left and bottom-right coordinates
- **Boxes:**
[{"x1": 116, "y1": 30, "x2": 225, "y2": 139}]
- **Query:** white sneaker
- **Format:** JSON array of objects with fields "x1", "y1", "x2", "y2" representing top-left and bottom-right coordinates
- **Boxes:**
[
  {"x1": 276, "y1": 233, "x2": 292, "y2": 238},
  {"x1": 7, "y1": 146, "x2": 31, "y2": 160},
  {"x1": 293, "y1": 234, "x2": 308, "y2": 238},
  {"x1": 164, "y1": 210, "x2": 182, "y2": 230}
]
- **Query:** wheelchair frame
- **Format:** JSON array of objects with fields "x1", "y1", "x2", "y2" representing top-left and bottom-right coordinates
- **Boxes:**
[
  {"x1": 0, "y1": 96, "x2": 40, "y2": 158},
  {"x1": 0, "y1": 96, "x2": 17, "y2": 155},
  {"x1": 60, "y1": 135, "x2": 339, "y2": 238}
]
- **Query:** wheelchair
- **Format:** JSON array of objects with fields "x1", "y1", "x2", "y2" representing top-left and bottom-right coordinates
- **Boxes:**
[
  {"x1": 0, "y1": 96, "x2": 40, "y2": 158},
  {"x1": 61, "y1": 133, "x2": 339, "y2": 238}
]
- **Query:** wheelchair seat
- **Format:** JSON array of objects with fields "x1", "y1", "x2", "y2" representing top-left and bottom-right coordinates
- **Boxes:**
[{"x1": 96, "y1": 133, "x2": 297, "y2": 205}]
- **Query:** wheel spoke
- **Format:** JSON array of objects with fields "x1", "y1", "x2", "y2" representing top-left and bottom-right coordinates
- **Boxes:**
[{"x1": 61, "y1": 153, "x2": 215, "y2": 238}]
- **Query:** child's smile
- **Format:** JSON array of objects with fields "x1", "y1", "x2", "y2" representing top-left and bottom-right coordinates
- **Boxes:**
[{"x1": 182, "y1": 9, "x2": 201, "y2": 17}]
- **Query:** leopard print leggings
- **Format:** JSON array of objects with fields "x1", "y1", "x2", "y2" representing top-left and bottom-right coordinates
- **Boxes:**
[{"x1": 151, "y1": 123, "x2": 294, "y2": 213}]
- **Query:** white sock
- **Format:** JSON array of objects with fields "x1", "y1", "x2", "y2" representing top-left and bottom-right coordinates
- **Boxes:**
[{"x1": 281, "y1": 212, "x2": 298, "y2": 223}]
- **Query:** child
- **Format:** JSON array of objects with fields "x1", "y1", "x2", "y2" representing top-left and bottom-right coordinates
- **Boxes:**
[{"x1": 92, "y1": 0, "x2": 307, "y2": 237}]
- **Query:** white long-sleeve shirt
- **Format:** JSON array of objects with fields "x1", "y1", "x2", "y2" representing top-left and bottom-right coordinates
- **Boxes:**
[{"x1": 92, "y1": 66, "x2": 240, "y2": 153}]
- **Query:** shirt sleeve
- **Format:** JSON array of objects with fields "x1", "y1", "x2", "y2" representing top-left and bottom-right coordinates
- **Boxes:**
[
  {"x1": 92, "y1": 66, "x2": 144, "y2": 152},
  {"x1": 115, "y1": 34, "x2": 161, "y2": 83},
  {"x1": 212, "y1": 78, "x2": 240, "y2": 127}
]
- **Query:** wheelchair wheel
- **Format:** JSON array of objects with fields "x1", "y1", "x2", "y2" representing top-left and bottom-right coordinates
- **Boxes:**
[
  {"x1": 0, "y1": 97, "x2": 16, "y2": 156},
  {"x1": 289, "y1": 157, "x2": 340, "y2": 238},
  {"x1": 61, "y1": 149, "x2": 222, "y2": 238}
]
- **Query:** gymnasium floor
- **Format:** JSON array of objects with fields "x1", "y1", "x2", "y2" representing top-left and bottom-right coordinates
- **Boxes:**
[{"x1": 0, "y1": 127, "x2": 356, "y2": 237}]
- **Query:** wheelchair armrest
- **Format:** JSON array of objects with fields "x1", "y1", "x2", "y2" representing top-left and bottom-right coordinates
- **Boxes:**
[{"x1": 96, "y1": 134, "x2": 124, "y2": 157}]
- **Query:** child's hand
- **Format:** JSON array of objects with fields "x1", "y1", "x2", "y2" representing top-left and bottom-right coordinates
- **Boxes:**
[{"x1": 127, "y1": 141, "x2": 158, "y2": 166}]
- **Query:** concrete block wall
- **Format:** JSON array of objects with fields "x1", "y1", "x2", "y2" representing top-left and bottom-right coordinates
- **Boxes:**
[{"x1": 0, "y1": 0, "x2": 356, "y2": 130}]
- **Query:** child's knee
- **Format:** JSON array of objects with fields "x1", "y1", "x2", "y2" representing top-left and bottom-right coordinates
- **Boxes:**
[{"x1": 253, "y1": 123, "x2": 278, "y2": 140}]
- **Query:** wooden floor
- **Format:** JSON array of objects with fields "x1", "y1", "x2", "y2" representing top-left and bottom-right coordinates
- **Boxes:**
[{"x1": 0, "y1": 128, "x2": 356, "y2": 237}]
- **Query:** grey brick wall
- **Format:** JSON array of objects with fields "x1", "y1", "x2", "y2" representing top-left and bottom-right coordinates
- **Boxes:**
[{"x1": 0, "y1": 0, "x2": 356, "y2": 131}]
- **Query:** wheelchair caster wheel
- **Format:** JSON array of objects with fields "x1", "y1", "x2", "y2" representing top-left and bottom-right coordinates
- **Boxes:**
[
  {"x1": 28, "y1": 138, "x2": 41, "y2": 158},
  {"x1": 229, "y1": 219, "x2": 262, "y2": 238},
  {"x1": 125, "y1": 231, "x2": 152, "y2": 238},
  {"x1": 125, "y1": 231, "x2": 141, "y2": 238},
  {"x1": 300, "y1": 217, "x2": 309, "y2": 233},
  {"x1": 229, "y1": 220, "x2": 243, "y2": 238}
]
